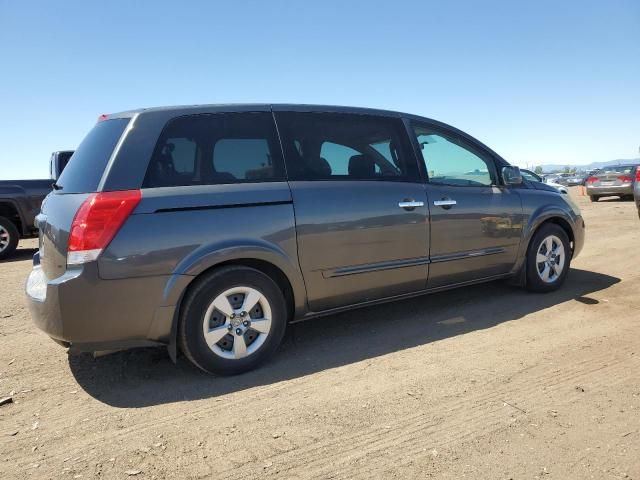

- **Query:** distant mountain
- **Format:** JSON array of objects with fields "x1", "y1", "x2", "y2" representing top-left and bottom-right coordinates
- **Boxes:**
[{"x1": 538, "y1": 158, "x2": 640, "y2": 172}]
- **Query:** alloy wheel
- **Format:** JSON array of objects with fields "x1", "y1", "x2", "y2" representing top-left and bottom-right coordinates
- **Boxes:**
[
  {"x1": 0, "y1": 225, "x2": 10, "y2": 253},
  {"x1": 201, "y1": 286, "x2": 272, "y2": 360},
  {"x1": 535, "y1": 235, "x2": 565, "y2": 283}
]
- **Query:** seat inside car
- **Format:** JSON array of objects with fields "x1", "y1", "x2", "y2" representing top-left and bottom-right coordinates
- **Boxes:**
[
  {"x1": 348, "y1": 154, "x2": 376, "y2": 178},
  {"x1": 147, "y1": 143, "x2": 181, "y2": 187}
]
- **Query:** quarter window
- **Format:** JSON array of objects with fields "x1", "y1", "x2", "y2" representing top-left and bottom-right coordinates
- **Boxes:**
[
  {"x1": 144, "y1": 113, "x2": 285, "y2": 188},
  {"x1": 275, "y1": 112, "x2": 418, "y2": 181},
  {"x1": 413, "y1": 125, "x2": 495, "y2": 187}
]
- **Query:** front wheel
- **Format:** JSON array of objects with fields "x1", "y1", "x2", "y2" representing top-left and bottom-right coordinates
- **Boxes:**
[
  {"x1": 589, "y1": 195, "x2": 599, "y2": 202},
  {"x1": 179, "y1": 266, "x2": 288, "y2": 375},
  {"x1": 0, "y1": 216, "x2": 19, "y2": 260},
  {"x1": 526, "y1": 224, "x2": 571, "y2": 293}
]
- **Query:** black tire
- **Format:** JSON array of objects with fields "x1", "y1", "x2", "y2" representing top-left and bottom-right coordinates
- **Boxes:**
[
  {"x1": 525, "y1": 223, "x2": 571, "y2": 293},
  {"x1": 179, "y1": 266, "x2": 288, "y2": 375},
  {"x1": 0, "y1": 216, "x2": 19, "y2": 260},
  {"x1": 589, "y1": 195, "x2": 598, "y2": 202}
]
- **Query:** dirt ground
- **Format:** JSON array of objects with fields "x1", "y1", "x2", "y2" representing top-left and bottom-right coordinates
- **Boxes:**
[{"x1": 1, "y1": 188, "x2": 639, "y2": 480}]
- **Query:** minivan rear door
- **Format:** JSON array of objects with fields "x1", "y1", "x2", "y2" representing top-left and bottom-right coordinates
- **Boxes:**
[{"x1": 274, "y1": 109, "x2": 429, "y2": 312}]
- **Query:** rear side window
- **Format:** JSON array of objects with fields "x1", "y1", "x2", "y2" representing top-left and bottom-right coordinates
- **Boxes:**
[
  {"x1": 144, "y1": 113, "x2": 285, "y2": 188},
  {"x1": 56, "y1": 119, "x2": 129, "y2": 193},
  {"x1": 275, "y1": 112, "x2": 419, "y2": 181}
]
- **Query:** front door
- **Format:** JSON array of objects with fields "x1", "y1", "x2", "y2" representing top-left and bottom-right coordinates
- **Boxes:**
[
  {"x1": 274, "y1": 110, "x2": 429, "y2": 311},
  {"x1": 409, "y1": 122, "x2": 524, "y2": 289}
]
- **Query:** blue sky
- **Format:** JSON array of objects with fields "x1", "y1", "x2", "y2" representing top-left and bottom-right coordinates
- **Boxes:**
[{"x1": 1, "y1": 0, "x2": 638, "y2": 179}]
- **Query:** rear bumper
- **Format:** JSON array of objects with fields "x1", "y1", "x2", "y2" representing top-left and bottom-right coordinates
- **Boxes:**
[
  {"x1": 586, "y1": 184, "x2": 633, "y2": 197},
  {"x1": 25, "y1": 253, "x2": 189, "y2": 352}
]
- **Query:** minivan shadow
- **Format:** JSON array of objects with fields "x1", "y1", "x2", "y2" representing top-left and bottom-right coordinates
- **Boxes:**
[{"x1": 69, "y1": 268, "x2": 620, "y2": 408}]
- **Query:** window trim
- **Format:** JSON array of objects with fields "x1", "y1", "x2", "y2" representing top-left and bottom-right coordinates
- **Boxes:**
[
  {"x1": 274, "y1": 111, "x2": 422, "y2": 183},
  {"x1": 406, "y1": 119, "x2": 500, "y2": 188}
]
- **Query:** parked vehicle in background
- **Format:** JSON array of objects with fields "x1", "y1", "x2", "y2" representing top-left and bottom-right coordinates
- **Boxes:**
[
  {"x1": 522, "y1": 170, "x2": 568, "y2": 194},
  {"x1": 0, "y1": 151, "x2": 72, "y2": 259},
  {"x1": 25, "y1": 104, "x2": 585, "y2": 375},
  {"x1": 565, "y1": 173, "x2": 586, "y2": 186},
  {"x1": 0, "y1": 179, "x2": 52, "y2": 259},
  {"x1": 50, "y1": 150, "x2": 74, "y2": 180},
  {"x1": 633, "y1": 165, "x2": 640, "y2": 219},
  {"x1": 550, "y1": 174, "x2": 570, "y2": 186},
  {"x1": 585, "y1": 164, "x2": 639, "y2": 202}
]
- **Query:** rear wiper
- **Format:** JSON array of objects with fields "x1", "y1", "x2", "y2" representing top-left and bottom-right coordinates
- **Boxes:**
[{"x1": 52, "y1": 182, "x2": 62, "y2": 191}]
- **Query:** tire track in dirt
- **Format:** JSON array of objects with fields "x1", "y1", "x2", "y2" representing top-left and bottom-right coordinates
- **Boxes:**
[
  {"x1": 217, "y1": 344, "x2": 639, "y2": 479},
  {"x1": 6, "y1": 331, "x2": 636, "y2": 478}
]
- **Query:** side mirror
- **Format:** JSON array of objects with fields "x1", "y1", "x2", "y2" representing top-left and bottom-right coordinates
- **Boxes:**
[{"x1": 502, "y1": 166, "x2": 522, "y2": 185}]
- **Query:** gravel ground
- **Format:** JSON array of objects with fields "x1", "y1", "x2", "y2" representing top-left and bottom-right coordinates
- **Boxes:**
[{"x1": 1, "y1": 188, "x2": 639, "y2": 479}]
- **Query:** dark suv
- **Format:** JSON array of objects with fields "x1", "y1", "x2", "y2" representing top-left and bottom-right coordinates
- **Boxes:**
[{"x1": 26, "y1": 105, "x2": 584, "y2": 375}]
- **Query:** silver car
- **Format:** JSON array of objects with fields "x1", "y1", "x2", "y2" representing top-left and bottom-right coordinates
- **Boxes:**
[
  {"x1": 586, "y1": 164, "x2": 638, "y2": 202},
  {"x1": 521, "y1": 170, "x2": 568, "y2": 194}
]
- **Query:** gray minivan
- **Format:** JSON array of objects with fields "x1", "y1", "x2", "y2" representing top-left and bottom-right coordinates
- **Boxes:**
[{"x1": 26, "y1": 105, "x2": 584, "y2": 375}]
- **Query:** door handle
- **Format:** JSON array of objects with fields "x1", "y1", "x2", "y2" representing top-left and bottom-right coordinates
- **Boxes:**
[
  {"x1": 433, "y1": 199, "x2": 457, "y2": 208},
  {"x1": 398, "y1": 200, "x2": 424, "y2": 210}
]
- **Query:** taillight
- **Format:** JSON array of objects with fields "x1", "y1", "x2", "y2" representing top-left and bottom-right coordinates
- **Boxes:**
[
  {"x1": 636, "y1": 167, "x2": 640, "y2": 182},
  {"x1": 67, "y1": 190, "x2": 141, "y2": 265},
  {"x1": 585, "y1": 176, "x2": 597, "y2": 184},
  {"x1": 618, "y1": 175, "x2": 632, "y2": 183}
]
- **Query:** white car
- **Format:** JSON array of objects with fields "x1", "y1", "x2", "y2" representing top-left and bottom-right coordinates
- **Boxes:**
[{"x1": 522, "y1": 170, "x2": 568, "y2": 194}]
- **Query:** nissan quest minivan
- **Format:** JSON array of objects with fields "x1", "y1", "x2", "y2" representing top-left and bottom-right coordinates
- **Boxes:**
[{"x1": 26, "y1": 104, "x2": 584, "y2": 375}]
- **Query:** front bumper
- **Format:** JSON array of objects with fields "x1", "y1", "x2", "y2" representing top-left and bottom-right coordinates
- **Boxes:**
[
  {"x1": 25, "y1": 252, "x2": 186, "y2": 352},
  {"x1": 586, "y1": 184, "x2": 633, "y2": 197}
]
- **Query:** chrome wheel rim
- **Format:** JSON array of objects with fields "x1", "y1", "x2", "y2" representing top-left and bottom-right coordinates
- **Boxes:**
[
  {"x1": 202, "y1": 286, "x2": 272, "y2": 360},
  {"x1": 535, "y1": 235, "x2": 565, "y2": 283},
  {"x1": 0, "y1": 225, "x2": 10, "y2": 253}
]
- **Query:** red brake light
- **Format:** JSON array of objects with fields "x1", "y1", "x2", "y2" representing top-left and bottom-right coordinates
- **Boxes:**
[
  {"x1": 585, "y1": 176, "x2": 597, "y2": 184},
  {"x1": 618, "y1": 175, "x2": 632, "y2": 183},
  {"x1": 97, "y1": 114, "x2": 109, "y2": 122},
  {"x1": 636, "y1": 167, "x2": 640, "y2": 182},
  {"x1": 67, "y1": 190, "x2": 141, "y2": 264}
]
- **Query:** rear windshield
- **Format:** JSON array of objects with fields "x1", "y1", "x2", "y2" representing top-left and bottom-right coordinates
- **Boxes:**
[
  {"x1": 56, "y1": 118, "x2": 129, "y2": 193},
  {"x1": 601, "y1": 165, "x2": 636, "y2": 175}
]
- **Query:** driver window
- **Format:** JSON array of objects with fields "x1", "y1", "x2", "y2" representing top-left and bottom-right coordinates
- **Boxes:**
[{"x1": 413, "y1": 126, "x2": 494, "y2": 187}]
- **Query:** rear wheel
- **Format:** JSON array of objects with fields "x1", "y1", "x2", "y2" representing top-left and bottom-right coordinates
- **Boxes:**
[
  {"x1": 589, "y1": 195, "x2": 599, "y2": 202},
  {"x1": 0, "y1": 216, "x2": 19, "y2": 260},
  {"x1": 179, "y1": 266, "x2": 287, "y2": 375},
  {"x1": 526, "y1": 224, "x2": 571, "y2": 293}
]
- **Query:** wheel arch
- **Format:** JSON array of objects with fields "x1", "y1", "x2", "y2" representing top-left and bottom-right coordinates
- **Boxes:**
[
  {"x1": 0, "y1": 200, "x2": 24, "y2": 235},
  {"x1": 541, "y1": 216, "x2": 574, "y2": 249},
  {"x1": 164, "y1": 244, "x2": 308, "y2": 362},
  {"x1": 511, "y1": 207, "x2": 579, "y2": 285}
]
